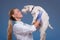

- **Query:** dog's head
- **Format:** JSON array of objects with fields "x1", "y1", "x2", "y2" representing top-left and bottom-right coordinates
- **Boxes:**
[
  {"x1": 21, "y1": 5, "x2": 34, "y2": 13},
  {"x1": 22, "y1": 5, "x2": 41, "y2": 24}
]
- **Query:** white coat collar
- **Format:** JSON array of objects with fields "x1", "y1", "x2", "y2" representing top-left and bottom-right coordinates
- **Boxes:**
[{"x1": 15, "y1": 20, "x2": 23, "y2": 24}]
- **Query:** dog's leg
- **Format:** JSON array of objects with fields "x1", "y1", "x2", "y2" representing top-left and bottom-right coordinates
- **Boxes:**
[
  {"x1": 40, "y1": 31, "x2": 46, "y2": 40},
  {"x1": 40, "y1": 20, "x2": 49, "y2": 40}
]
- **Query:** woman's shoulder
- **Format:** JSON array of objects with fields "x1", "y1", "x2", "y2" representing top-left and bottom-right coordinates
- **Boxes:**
[{"x1": 13, "y1": 21, "x2": 23, "y2": 27}]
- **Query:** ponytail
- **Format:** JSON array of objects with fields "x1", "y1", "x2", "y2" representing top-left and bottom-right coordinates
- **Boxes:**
[
  {"x1": 7, "y1": 8, "x2": 16, "y2": 40},
  {"x1": 7, "y1": 19, "x2": 12, "y2": 40}
]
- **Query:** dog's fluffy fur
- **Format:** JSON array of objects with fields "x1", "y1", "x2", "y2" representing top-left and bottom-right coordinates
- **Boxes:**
[{"x1": 21, "y1": 5, "x2": 53, "y2": 40}]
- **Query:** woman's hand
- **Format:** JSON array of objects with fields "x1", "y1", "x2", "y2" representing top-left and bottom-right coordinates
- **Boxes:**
[
  {"x1": 33, "y1": 12, "x2": 42, "y2": 28},
  {"x1": 33, "y1": 20, "x2": 41, "y2": 28}
]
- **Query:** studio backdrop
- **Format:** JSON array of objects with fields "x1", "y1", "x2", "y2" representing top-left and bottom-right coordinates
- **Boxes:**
[{"x1": 0, "y1": 0, "x2": 60, "y2": 40}]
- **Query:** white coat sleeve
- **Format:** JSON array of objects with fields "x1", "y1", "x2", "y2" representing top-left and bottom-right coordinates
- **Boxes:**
[
  {"x1": 23, "y1": 24, "x2": 36, "y2": 32},
  {"x1": 13, "y1": 23, "x2": 36, "y2": 34}
]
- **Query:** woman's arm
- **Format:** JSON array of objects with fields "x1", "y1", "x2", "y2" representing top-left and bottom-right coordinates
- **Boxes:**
[
  {"x1": 13, "y1": 21, "x2": 40, "y2": 34},
  {"x1": 33, "y1": 20, "x2": 40, "y2": 28}
]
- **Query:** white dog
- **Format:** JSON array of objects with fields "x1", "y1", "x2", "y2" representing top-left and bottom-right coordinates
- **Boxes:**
[{"x1": 21, "y1": 5, "x2": 53, "y2": 40}]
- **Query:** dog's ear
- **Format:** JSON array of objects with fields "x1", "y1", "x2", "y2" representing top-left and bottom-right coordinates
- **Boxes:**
[
  {"x1": 28, "y1": 5, "x2": 34, "y2": 11},
  {"x1": 24, "y1": 5, "x2": 34, "y2": 11}
]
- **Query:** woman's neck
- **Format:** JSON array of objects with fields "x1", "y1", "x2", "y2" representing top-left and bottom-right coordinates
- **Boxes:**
[{"x1": 15, "y1": 18, "x2": 21, "y2": 21}]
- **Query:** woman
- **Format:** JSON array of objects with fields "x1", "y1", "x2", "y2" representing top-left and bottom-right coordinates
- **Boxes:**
[{"x1": 7, "y1": 8, "x2": 41, "y2": 40}]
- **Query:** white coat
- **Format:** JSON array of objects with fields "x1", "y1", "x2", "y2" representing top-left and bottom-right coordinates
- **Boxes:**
[{"x1": 13, "y1": 21, "x2": 36, "y2": 40}]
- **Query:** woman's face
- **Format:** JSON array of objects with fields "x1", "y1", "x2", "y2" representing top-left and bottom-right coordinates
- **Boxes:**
[{"x1": 12, "y1": 8, "x2": 23, "y2": 19}]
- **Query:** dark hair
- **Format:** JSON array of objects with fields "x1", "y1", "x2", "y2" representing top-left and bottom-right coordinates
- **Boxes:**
[
  {"x1": 7, "y1": 8, "x2": 17, "y2": 40},
  {"x1": 9, "y1": 8, "x2": 16, "y2": 21}
]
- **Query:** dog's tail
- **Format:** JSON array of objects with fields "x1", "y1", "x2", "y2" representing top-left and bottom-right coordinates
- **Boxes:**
[{"x1": 49, "y1": 24, "x2": 53, "y2": 30}]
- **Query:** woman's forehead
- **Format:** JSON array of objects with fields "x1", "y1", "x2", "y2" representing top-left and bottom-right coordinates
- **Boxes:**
[
  {"x1": 13, "y1": 9, "x2": 22, "y2": 14},
  {"x1": 14, "y1": 9, "x2": 21, "y2": 13}
]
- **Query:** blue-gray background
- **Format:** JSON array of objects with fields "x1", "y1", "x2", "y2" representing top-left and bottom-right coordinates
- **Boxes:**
[{"x1": 0, "y1": 0, "x2": 60, "y2": 40}]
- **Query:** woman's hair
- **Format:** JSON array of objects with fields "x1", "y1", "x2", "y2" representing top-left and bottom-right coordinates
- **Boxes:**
[{"x1": 7, "y1": 8, "x2": 16, "y2": 40}]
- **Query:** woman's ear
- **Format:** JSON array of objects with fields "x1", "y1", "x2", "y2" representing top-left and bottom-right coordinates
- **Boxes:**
[{"x1": 12, "y1": 15, "x2": 15, "y2": 18}]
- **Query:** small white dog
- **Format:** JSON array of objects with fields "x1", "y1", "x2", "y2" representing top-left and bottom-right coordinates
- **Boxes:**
[{"x1": 21, "y1": 5, "x2": 53, "y2": 40}]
